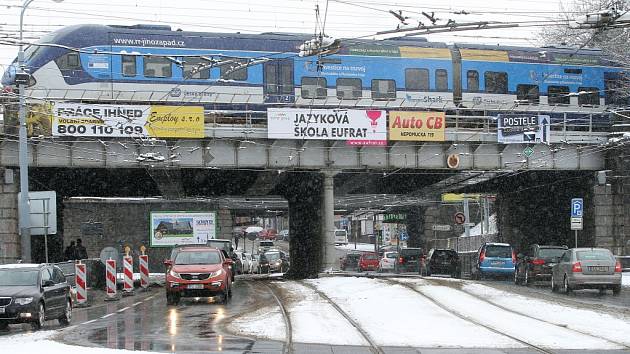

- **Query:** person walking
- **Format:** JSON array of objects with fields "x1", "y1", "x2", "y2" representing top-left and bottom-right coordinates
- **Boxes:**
[
  {"x1": 75, "y1": 238, "x2": 88, "y2": 260},
  {"x1": 234, "y1": 232, "x2": 241, "y2": 250},
  {"x1": 64, "y1": 241, "x2": 77, "y2": 261}
]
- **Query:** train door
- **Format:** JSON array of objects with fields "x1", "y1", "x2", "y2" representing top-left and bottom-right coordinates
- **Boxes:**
[{"x1": 263, "y1": 59, "x2": 295, "y2": 103}]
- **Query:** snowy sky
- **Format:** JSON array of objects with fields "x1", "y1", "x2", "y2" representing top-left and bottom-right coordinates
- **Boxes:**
[{"x1": 0, "y1": 0, "x2": 576, "y2": 68}]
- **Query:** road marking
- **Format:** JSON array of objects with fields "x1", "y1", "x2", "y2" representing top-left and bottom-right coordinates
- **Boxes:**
[
  {"x1": 132, "y1": 302, "x2": 142, "y2": 306},
  {"x1": 83, "y1": 319, "x2": 97, "y2": 324},
  {"x1": 101, "y1": 313, "x2": 114, "y2": 319},
  {"x1": 116, "y1": 306, "x2": 130, "y2": 313}
]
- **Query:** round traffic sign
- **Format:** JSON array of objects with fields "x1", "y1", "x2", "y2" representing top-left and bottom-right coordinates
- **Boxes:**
[
  {"x1": 447, "y1": 154, "x2": 460, "y2": 169},
  {"x1": 454, "y1": 212, "x2": 466, "y2": 225}
]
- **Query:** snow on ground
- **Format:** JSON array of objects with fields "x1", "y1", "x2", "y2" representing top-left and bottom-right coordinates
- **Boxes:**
[
  {"x1": 280, "y1": 282, "x2": 368, "y2": 345},
  {"x1": 401, "y1": 279, "x2": 622, "y2": 350},
  {"x1": 307, "y1": 277, "x2": 521, "y2": 348},
  {"x1": 335, "y1": 243, "x2": 375, "y2": 252},
  {"x1": 0, "y1": 331, "x2": 147, "y2": 354},
  {"x1": 623, "y1": 272, "x2": 629, "y2": 287},
  {"x1": 461, "y1": 282, "x2": 630, "y2": 346},
  {"x1": 226, "y1": 306, "x2": 285, "y2": 340}
]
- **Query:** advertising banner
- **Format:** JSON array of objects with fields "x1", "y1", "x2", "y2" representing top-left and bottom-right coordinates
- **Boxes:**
[
  {"x1": 267, "y1": 108, "x2": 387, "y2": 145},
  {"x1": 52, "y1": 103, "x2": 204, "y2": 138},
  {"x1": 497, "y1": 114, "x2": 550, "y2": 144},
  {"x1": 388, "y1": 111, "x2": 445, "y2": 141},
  {"x1": 150, "y1": 211, "x2": 216, "y2": 247}
]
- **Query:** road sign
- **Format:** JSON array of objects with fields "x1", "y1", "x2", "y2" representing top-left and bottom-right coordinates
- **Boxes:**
[
  {"x1": 571, "y1": 198, "x2": 584, "y2": 218},
  {"x1": 399, "y1": 232, "x2": 409, "y2": 241},
  {"x1": 432, "y1": 224, "x2": 452, "y2": 231},
  {"x1": 497, "y1": 114, "x2": 550, "y2": 144},
  {"x1": 571, "y1": 217, "x2": 583, "y2": 230},
  {"x1": 454, "y1": 212, "x2": 466, "y2": 225},
  {"x1": 523, "y1": 146, "x2": 534, "y2": 158}
]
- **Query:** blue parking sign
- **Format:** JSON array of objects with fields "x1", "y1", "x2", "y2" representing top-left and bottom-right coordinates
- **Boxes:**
[
  {"x1": 571, "y1": 198, "x2": 583, "y2": 218},
  {"x1": 400, "y1": 232, "x2": 408, "y2": 241}
]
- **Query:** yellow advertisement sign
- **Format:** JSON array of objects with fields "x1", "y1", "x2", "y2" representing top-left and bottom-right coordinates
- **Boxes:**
[
  {"x1": 442, "y1": 193, "x2": 482, "y2": 202},
  {"x1": 145, "y1": 106, "x2": 204, "y2": 138},
  {"x1": 388, "y1": 111, "x2": 445, "y2": 141}
]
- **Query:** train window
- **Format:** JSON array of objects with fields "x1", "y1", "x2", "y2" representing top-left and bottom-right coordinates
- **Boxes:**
[
  {"x1": 122, "y1": 55, "x2": 136, "y2": 77},
  {"x1": 144, "y1": 57, "x2": 171, "y2": 78},
  {"x1": 55, "y1": 52, "x2": 81, "y2": 70},
  {"x1": 220, "y1": 58, "x2": 248, "y2": 81},
  {"x1": 564, "y1": 68, "x2": 582, "y2": 74},
  {"x1": 183, "y1": 58, "x2": 210, "y2": 80},
  {"x1": 405, "y1": 68, "x2": 429, "y2": 91},
  {"x1": 577, "y1": 87, "x2": 599, "y2": 105},
  {"x1": 435, "y1": 69, "x2": 448, "y2": 91},
  {"x1": 484, "y1": 71, "x2": 508, "y2": 94},
  {"x1": 467, "y1": 70, "x2": 479, "y2": 92},
  {"x1": 265, "y1": 64, "x2": 278, "y2": 94},
  {"x1": 371, "y1": 79, "x2": 396, "y2": 100},
  {"x1": 516, "y1": 84, "x2": 539, "y2": 103},
  {"x1": 301, "y1": 77, "x2": 327, "y2": 99},
  {"x1": 279, "y1": 64, "x2": 293, "y2": 94},
  {"x1": 336, "y1": 78, "x2": 362, "y2": 99},
  {"x1": 548, "y1": 85, "x2": 570, "y2": 105}
]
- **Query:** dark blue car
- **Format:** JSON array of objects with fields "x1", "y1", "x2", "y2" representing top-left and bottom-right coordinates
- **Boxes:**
[{"x1": 473, "y1": 243, "x2": 516, "y2": 279}]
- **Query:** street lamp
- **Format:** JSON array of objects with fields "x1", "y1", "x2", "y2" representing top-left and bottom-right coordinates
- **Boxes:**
[{"x1": 17, "y1": 0, "x2": 63, "y2": 262}]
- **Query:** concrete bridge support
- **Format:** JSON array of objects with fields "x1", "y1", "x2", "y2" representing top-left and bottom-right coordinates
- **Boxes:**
[{"x1": 0, "y1": 168, "x2": 19, "y2": 263}]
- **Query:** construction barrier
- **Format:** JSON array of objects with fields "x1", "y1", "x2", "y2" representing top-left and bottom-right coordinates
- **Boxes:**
[
  {"x1": 139, "y1": 255, "x2": 149, "y2": 290},
  {"x1": 75, "y1": 262, "x2": 88, "y2": 306},
  {"x1": 105, "y1": 259, "x2": 118, "y2": 301},
  {"x1": 123, "y1": 255, "x2": 134, "y2": 296}
]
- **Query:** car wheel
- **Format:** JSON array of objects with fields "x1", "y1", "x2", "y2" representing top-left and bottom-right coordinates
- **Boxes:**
[
  {"x1": 563, "y1": 275, "x2": 572, "y2": 294},
  {"x1": 31, "y1": 302, "x2": 45, "y2": 330},
  {"x1": 612, "y1": 285, "x2": 621, "y2": 295},
  {"x1": 551, "y1": 274, "x2": 558, "y2": 292},
  {"x1": 58, "y1": 298, "x2": 72, "y2": 325},
  {"x1": 524, "y1": 269, "x2": 531, "y2": 286}
]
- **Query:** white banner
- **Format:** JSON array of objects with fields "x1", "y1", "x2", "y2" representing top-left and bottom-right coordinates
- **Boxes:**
[
  {"x1": 150, "y1": 212, "x2": 216, "y2": 247},
  {"x1": 267, "y1": 108, "x2": 387, "y2": 145},
  {"x1": 497, "y1": 114, "x2": 550, "y2": 144}
]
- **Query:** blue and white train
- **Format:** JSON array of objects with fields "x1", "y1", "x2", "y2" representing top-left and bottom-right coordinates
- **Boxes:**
[{"x1": 2, "y1": 23, "x2": 627, "y2": 115}]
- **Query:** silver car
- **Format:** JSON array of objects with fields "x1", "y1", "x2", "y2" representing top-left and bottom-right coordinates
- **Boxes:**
[{"x1": 551, "y1": 248, "x2": 622, "y2": 295}]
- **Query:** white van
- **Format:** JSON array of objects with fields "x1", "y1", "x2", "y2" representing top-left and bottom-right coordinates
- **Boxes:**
[{"x1": 334, "y1": 229, "x2": 348, "y2": 245}]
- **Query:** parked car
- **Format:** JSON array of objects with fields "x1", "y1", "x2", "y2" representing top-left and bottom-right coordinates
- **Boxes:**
[
  {"x1": 234, "y1": 251, "x2": 253, "y2": 274},
  {"x1": 472, "y1": 243, "x2": 516, "y2": 279},
  {"x1": 340, "y1": 252, "x2": 362, "y2": 271},
  {"x1": 426, "y1": 249, "x2": 461, "y2": 278},
  {"x1": 264, "y1": 250, "x2": 290, "y2": 273},
  {"x1": 164, "y1": 246, "x2": 233, "y2": 305},
  {"x1": 259, "y1": 229, "x2": 277, "y2": 240},
  {"x1": 206, "y1": 239, "x2": 237, "y2": 281},
  {"x1": 334, "y1": 229, "x2": 348, "y2": 245},
  {"x1": 378, "y1": 245, "x2": 397, "y2": 258},
  {"x1": 359, "y1": 252, "x2": 379, "y2": 272},
  {"x1": 514, "y1": 244, "x2": 567, "y2": 285},
  {"x1": 378, "y1": 251, "x2": 398, "y2": 272},
  {"x1": 278, "y1": 229, "x2": 290, "y2": 241},
  {"x1": 258, "y1": 240, "x2": 275, "y2": 254},
  {"x1": 250, "y1": 253, "x2": 260, "y2": 273},
  {"x1": 615, "y1": 256, "x2": 630, "y2": 272},
  {"x1": 397, "y1": 248, "x2": 424, "y2": 273},
  {"x1": 0, "y1": 264, "x2": 72, "y2": 330},
  {"x1": 551, "y1": 248, "x2": 622, "y2": 295},
  {"x1": 258, "y1": 253, "x2": 270, "y2": 273}
]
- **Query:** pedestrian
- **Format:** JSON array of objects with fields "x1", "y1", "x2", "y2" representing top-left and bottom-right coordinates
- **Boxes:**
[
  {"x1": 75, "y1": 238, "x2": 88, "y2": 260},
  {"x1": 234, "y1": 232, "x2": 240, "y2": 250},
  {"x1": 64, "y1": 241, "x2": 76, "y2": 261}
]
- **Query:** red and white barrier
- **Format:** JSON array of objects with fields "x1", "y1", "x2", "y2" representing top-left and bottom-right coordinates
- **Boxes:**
[
  {"x1": 123, "y1": 255, "x2": 134, "y2": 295},
  {"x1": 139, "y1": 255, "x2": 149, "y2": 290},
  {"x1": 105, "y1": 259, "x2": 118, "y2": 300},
  {"x1": 75, "y1": 262, "x2": 87, "y2": 306}
]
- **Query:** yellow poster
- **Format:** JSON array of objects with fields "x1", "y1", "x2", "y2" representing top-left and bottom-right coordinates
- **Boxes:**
[
  {"x1": 389, "y1": 111, "x2": 445, "y2": 141},
  {"x1": 145, "y1": 106, "x2": 204, "y2": 138}
]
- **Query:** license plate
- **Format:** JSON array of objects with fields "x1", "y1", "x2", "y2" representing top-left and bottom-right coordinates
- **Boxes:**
[
  {"x1": 591, "y1": 266, "x2": 607, "y2": 272},
  {"x1": 0, "y1": 307, "x2": 4, "y2": 314},
  {"x1": 187, "y1": 284, "x2": 204, "y2": 289},
  {"x1": 491, "y1": 261, "x2": 504, "y2": 266}
]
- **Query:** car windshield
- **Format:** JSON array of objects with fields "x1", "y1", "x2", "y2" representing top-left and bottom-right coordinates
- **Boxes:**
[
  {"x1": 435, "y1": 250, "x2": 456, "y2": 259},
  {"x1": 539, "y1": 248, "x2": 566, "y2": 259},
  {"x1": 0, "y1": 269, "x2": 39, "y2": 286},
  {"x1": 260, "y1": 242, "x2": 273, "y2": 246},
  {"x1": 576, "y1": 250, "x2": 613, "y2": 261},
  {"x1": 485, "y1": 245, "x2": 512, "y2": 258},
  {"x1": 175, "y1": 251, "x2": 221, "y2": 265},
  {"x1": 363, "y1": 254, "x2": 377, "y2": 260},
  {"x1": 401, "y1": 248, "x2": 421, "y2": 256},
  {"x1": 335, "y1": 230, "x2": 346, "y2": 236},
  {"x1": 266, "y1": 252, "x2": 281, "y2": 261},
  {"x1": 386, "y1": 253, "x2": 398, "y2": 259}
]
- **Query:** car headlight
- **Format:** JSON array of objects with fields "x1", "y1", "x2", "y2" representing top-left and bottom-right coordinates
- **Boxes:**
[
  {"x1": 208, "y1": 269, "x2": 224, "y2": 278},
  {"x1": 169, "y1": 269, "x2": 180, "y2": 279},
  {"x1": 15, "y1": 297, "x2": 33, "y2": 305}
]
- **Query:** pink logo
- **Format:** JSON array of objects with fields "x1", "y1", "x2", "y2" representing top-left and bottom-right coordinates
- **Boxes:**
[{"x1": 366, "y1": 110, "x2": 382, "y2": 131}]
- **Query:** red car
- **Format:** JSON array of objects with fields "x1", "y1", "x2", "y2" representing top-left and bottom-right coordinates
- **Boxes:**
[
  {"x1": 358, "y1": 252, "x2": 379, "y2": 272},
  {"x1": 164, "y1": 246, "x2": 233, "y2": 305},
  {"x1": 259, "y1": 229, "x2": 277, "y2": 240}
]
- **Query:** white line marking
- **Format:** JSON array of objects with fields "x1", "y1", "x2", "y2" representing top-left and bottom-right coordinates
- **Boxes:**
[
  {"x1": 101, "y1": 313, "x2": 114, "y2": 319},
  {"x1": 116, "y1": 306, "x2": 130, "y2": 313},
  {"x1": 132, "y1": 302, "x2": 142, "y2": 306},
  {"x1": 83, "y1": 319, "x2": 97, "y2": 324}
]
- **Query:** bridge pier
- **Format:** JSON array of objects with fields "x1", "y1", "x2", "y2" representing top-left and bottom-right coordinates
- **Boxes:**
[
  {"x1": 0, "y1": 168, "x2": 20, "y2": 263},
  {"x1": 321, "y1": 170, "x2": 337, "y2": 271}
]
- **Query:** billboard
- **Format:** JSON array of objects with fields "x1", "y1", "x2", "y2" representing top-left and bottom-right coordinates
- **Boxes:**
[
  {"x1": 497, "y1": 114, "x2": 550, "y2": 144},
  {"x1": 388, "y1": 111, "x2": 445, "y2": 141},
  {"x1": 267, "y1": 108, "x2": 387, "y2": 145},
  {"x1": 51, "y1": 103, "x2": 204, "y2": 138},
  {"x1": 150, "y1": 211, "x2": 216, "y2": 247}
]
